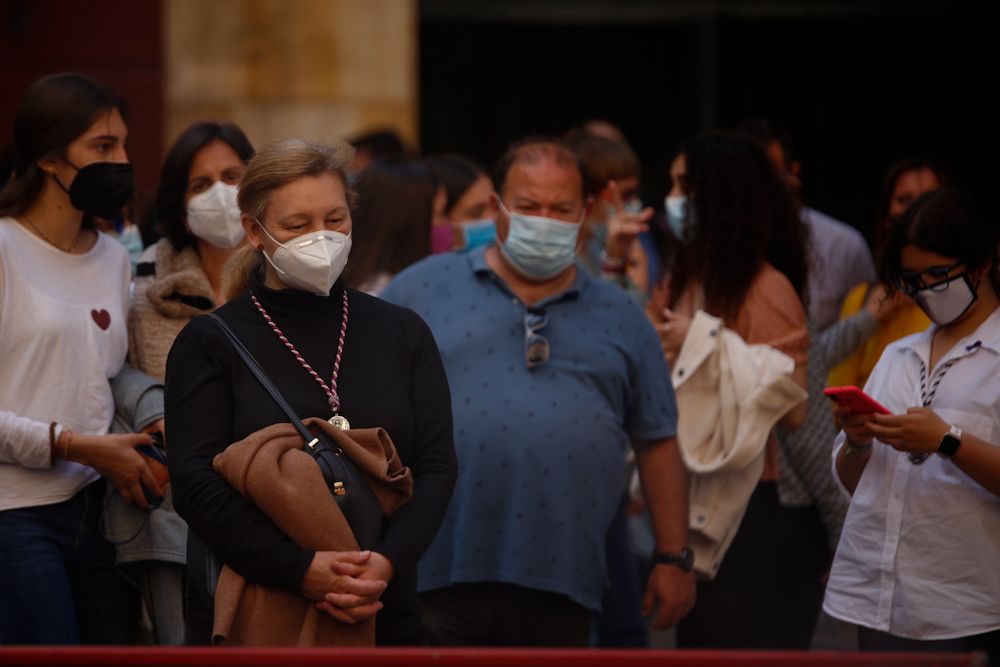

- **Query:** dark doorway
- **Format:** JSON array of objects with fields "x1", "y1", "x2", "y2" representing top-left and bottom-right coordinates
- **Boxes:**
[{"x1": 420, "y1": 1, "x2": 999, "y2": 241}]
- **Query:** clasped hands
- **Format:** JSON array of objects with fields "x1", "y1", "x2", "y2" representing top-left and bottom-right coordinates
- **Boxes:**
[
  {"x1": 301, "y1": 550, "x2": 395, "y2": 624},
  {"x1": 837, "y1": 404, "x2": 949, "y2": 455}
]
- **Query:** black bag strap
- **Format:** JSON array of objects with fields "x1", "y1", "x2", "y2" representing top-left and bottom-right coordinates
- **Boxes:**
[{"x1": 209, "y1": 313, "x2": 320, "y2": 448}]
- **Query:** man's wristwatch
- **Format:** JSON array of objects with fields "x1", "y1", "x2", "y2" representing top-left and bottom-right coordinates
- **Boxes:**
[
  {"x1": 652, "y1": 547, "x2": 694, "y2": 572},
  {"x1": 938, "y1": 424, "x2": 963, "y2": 457}
]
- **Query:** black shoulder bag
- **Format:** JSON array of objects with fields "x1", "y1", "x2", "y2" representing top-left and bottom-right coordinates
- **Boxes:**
[{"x1": 200, "y1": 314, "x2": 384, "y2": 599}]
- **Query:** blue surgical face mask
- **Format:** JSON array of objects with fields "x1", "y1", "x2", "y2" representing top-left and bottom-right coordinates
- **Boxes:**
[
  {"x1": 665, "y1": 195, "x2": 690, "y2": 240},
  {"x1": 459, "y1": 218, "x2": 497, "y2": 251},
  {"x1": 497, "y1": 199, "x2": 582, "y2": 280},
  {"x1": 116, "y1": 224, "x2": 144, "y2": 270}
]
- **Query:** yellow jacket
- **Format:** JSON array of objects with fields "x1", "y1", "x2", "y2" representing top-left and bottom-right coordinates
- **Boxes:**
[{"x1": 828, "y1": 283, "x2": 930, "y2": 389}]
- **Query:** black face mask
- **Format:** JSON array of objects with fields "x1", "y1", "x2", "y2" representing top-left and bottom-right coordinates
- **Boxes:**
[{"x1": 56, "y1": 161, "x2": 135, "y2": 220}]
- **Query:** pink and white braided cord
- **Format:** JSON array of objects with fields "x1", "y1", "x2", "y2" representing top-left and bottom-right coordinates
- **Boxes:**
[{"x1": 250, "y1": 290, "x2": 349, "y2": 414}]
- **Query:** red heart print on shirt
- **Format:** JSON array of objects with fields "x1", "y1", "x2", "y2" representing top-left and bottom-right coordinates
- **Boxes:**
[{"x1": 91, "y1": 309, "x2": 111, "y2": 330}]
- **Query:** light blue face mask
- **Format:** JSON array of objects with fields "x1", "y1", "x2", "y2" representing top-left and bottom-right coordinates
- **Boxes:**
[
  {"x1": 664, "y1": 195, "x2": 690, "y2": 240},
  {"x1": 497, "y1": 200, "x2": 582, "y2": 280},
  {"x1": 116, "y1": 224, "x2": 144, "y2": 272},
  {"x1": 458, "y1": 218, "x2": 497, "y2": 251}
]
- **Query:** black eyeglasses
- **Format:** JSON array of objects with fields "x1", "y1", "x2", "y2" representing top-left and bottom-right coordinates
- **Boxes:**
[
  {"x1": 895, "y1": 261, "x2": 965, "y2": 297},
  {"x1": 524, "y1": 308, "x2": 549, "y2": 369}
]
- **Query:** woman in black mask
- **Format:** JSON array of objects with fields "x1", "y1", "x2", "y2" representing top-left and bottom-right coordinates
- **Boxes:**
[
  {"x1": 826, "y1": 189, "x2": 1000, "y2": 662},
  {"x1": 0, "y1": 72, "x2": 161, "y2": 644}
]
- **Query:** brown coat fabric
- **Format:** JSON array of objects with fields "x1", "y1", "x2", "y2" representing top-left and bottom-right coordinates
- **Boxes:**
[
  {"x1": 128, "y1": 239, "x2": 217, "y2": 381},
  {"x1": 210, "y1": 418, "x2": 413, "y2": 646}
]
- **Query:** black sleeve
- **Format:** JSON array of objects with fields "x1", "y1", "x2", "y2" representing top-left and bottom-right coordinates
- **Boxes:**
[
  {"x1": 375, "y1": 310, "x2": 457, "y2": 578},
  {"x1": 164, "y1": 320, "x2": 314, "y2": 593}
]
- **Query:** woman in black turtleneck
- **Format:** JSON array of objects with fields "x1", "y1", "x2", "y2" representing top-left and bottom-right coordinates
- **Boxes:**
[{"x1": 164, "y1": 138, "x2": 456, "y2": 645}]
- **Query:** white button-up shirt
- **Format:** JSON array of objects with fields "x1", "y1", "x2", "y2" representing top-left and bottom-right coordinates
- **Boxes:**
[{"x1": 823, "y1": 306, "x2": 1000, "y2": 640}]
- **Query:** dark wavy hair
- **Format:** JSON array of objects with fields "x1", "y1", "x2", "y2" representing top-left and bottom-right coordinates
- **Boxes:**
[
  {"x1": 0, "y1": 72, "x2": 124, "y2": 226},
  {"x1": 342, "y1": 158, "x2": 440, "y2": 289},
  {"x1": 664, "y1": 132, "x2": 810, "y2": 321},
  {"x1": 425, "y1": 154, "x2": 486, "y2": 217},
  {"x1": 880, "y1": 188, "x2": 1000, "y2": 296},
  {"x1": 153, "y1": 121, "x2": 255, "y2": 251},
  {"x1": 873, "y1": 156, "x2": 948, "y2": 256}
]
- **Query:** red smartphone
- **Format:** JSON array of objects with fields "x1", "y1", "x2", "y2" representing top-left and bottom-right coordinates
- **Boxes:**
[{"x1": 823, "y1": 386, "x2": 892, "y2": 415}]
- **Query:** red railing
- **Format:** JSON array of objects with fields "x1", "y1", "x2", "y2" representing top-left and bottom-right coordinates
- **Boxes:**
[{"x1": 0, "y1": 647, "x2": 986, "y2": 667}]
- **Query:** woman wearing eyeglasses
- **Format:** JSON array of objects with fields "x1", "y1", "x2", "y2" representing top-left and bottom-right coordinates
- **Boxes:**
[{"x1": 824, "y1": 189, "x2": 1000, "y2": 660}]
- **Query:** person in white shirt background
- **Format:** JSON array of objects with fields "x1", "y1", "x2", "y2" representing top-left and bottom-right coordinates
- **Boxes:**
[
  {"x1": 825, "y1": 188, "x2": 1000, "y2": 664},
  {"x1": 0, "y1": 72, "x2": 163, "y2": 644}
]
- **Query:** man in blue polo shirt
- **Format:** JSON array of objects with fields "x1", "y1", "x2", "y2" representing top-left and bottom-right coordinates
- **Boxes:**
[{"x1": 381, "y1": 138, "x2": 694, "y2": 646}]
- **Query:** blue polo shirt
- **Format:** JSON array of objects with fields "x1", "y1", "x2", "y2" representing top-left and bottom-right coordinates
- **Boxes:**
[{"x1": 381, "y1": 246, "x2": 677, "y2": 611}]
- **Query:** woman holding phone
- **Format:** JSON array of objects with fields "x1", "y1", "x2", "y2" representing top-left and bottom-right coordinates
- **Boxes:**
[
  {"x1": 0, "y1": 72, "x2": 162, "y2": 644},
  {"x1": 825, "y1": 189, "x2": 1000, "y2": 661}
]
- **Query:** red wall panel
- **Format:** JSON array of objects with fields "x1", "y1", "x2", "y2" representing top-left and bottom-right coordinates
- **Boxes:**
[{"x1": 0, "y1": 0, "x2": 163, "y2": 199}]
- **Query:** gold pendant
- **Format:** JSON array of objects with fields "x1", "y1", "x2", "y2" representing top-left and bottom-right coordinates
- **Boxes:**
[{"x1": 328, "y1": 414, "x2": 350, "y2": 430}]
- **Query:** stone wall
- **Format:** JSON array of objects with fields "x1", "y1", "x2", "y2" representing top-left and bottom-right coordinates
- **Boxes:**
[{"x1": 164, "y1": 0, "x2": 417, "y2": 151}]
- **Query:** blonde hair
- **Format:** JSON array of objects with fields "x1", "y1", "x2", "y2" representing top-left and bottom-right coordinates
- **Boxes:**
[{"x1": 221, "y1": 137, "x2": 355, "y2": 300}]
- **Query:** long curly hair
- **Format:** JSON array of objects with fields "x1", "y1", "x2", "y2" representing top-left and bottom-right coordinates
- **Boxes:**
[{"x1": 664, "y1": 132, "x2": 809, "y2": 321}]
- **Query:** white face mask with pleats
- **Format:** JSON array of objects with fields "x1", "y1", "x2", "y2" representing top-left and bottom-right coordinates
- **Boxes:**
[
  {"x1": 186, "y1": 182, "x2": 245, "y2": 249},
  {"x1": 257, "y1": 222, "x2": 352, "y2": 295}
]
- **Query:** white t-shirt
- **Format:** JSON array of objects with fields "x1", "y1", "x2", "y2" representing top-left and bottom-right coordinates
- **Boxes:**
[
  {"x1": 824, "y1": 306, "x2": 1000, "y2": 640},
  {"x1": 0, "y1": 218, "x2": 129, "y2": 511}
]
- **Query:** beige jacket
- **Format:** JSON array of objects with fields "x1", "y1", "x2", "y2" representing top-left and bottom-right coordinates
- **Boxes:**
[
  {"x1": 672, "y1": 311, "x2": 807, "y2": 578},
  {"x1": 128, "y1": 239, "x2": 217, "y2": 381}
]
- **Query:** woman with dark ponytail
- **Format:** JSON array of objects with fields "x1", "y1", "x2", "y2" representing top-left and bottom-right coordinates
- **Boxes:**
[{"x1": 0, "y1": 73, "x2": 161, "y2": 644}]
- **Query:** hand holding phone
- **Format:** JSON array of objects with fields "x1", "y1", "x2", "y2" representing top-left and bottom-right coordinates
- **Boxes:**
[
  {"x1": 136, "y1": 434, "x2": 168, "y2": 508},
  {"x1": 823, "y1": 386, "x2": 892, "y2": 415}
]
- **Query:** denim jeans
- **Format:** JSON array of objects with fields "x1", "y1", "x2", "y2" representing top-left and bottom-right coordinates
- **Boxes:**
[
  {"x1": 0, "y1": 480, "x2": 136, "y2": 644},
  {"x1": 592, "y1": 494, "x2": 650, "y2": 647}
]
